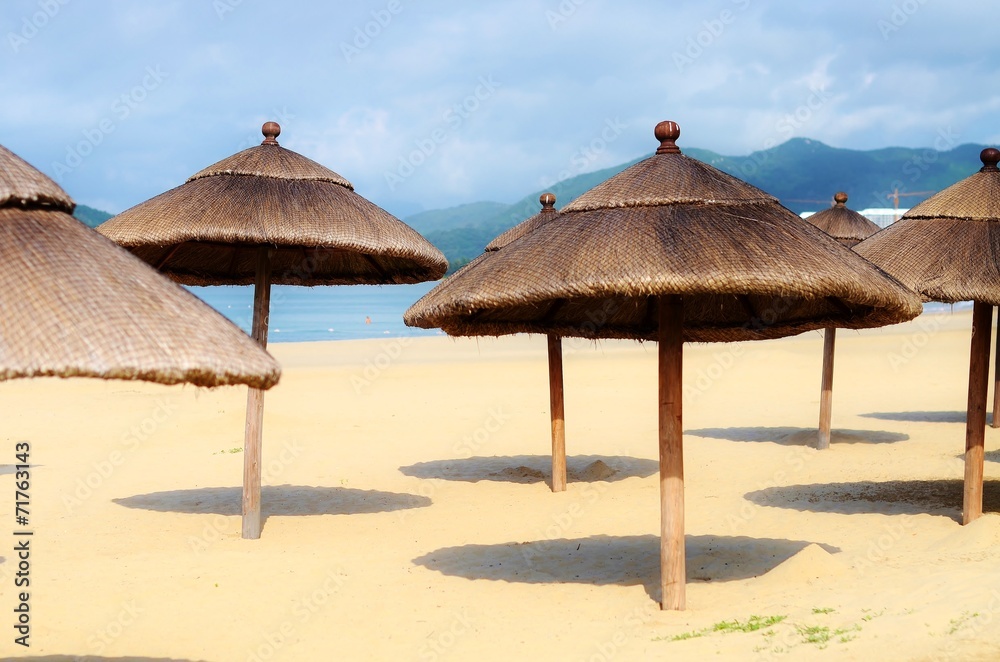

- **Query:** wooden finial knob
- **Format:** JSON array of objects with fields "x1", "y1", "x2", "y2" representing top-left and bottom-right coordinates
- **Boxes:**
[
  {"x1": 262, "y1": 122, "x2": 281, "y2": 145},
  {"x1": 539, "y1": 192, "x2": 556, "y2": 211},
  {"x1": 834, "y1": 191, "x2": 848, "y2": 206},
  {"x1": 655, "y1": 121, "x2": 681, "y2": 154},
  {"x1": 981, "y1": 148, "x2": 1000, "y2": 172}
]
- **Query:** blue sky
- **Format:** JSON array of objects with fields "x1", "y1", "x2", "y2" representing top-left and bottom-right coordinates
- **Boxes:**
[{"x1": 3, "y1": 0, "x2": 999, "y2": 219}]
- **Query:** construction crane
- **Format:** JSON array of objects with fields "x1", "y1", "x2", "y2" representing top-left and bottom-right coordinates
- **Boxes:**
[
  {"x1": 782, "y1": 196, "x2": 836, "y2": 209},
  {"x1": 887, "y1": 188, "x2": 936, "y2": 221}
]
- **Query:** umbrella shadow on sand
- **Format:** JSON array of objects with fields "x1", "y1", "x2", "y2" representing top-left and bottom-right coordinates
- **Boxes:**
[
  {"x1": 114, "y1": 485, "x2": 431, "y2": 524},
  {"x1": 414, "y1": 534, "x2": 839, "y2": 602},
  {"x1": 745, "y1": 479, "x2": 1000, "y2": 522},
  {"x1": 398, "y1": 454, "x2": 658, "y2": 484},
  {"x1": 686, "y1": 426, "x2": 908, "y2": 446},
  {"x1": 859, "y1": 411, "x2": 985, "y2": 424}
]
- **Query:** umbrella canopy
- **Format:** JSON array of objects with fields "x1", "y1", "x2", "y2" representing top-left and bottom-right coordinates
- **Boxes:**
[
  {"x1": 485, "y1": 192, "x2": 559, "y2": 251},
  {"x1": 406, "y1": 120, "x2": 922, "y2": 610},
  {"x1": 804, "y1": 192, "x2": 880, "y2": 248},
  {"x1": 99, "y1": 122, "x2": 446, "y2": 286},
  {"x1": 0, "y1": 143, "x2": 280, "y2": 388},
  {"x1": 855, "y1": 147, "x2": 1000, "y2": 525},
  {"x1": 855, "y1": 149, "x2": 1000, "y2": 304},
  {"x1": 406, "y1": 123, "x2": 921, "y2": 343},
  {"x1": 98, "y1": 122, "x2": 447, "y2": 540},
  {"x1": 803, "y1": 192, "x2": 882, "y2": 449}
]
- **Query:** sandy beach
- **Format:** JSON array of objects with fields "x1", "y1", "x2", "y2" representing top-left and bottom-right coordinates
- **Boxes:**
[{"x1": 4, "y1": 308, "x2": 1000, "y2": 660}]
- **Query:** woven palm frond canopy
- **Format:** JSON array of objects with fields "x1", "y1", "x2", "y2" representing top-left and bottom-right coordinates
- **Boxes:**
[
  {"x1": 99, "y1": 122, "x2": 447, "y2": 286},
  {"x1": 99, "y1": 122, "x2": 446, "y2": 541},
  {"x1": 0, "y1": 143, "x2": 280, "y2": 389},
  {"x1": 406, "y1": 120, "x2": 923, "y2": 612},
  {"x1": 856, "y1": 148, "x2": 1000, "y2": 305},
  {"x1": 802, "y1": 191, "x2": 881, "y2": 449},
  {"x1": 406, "y1": 122, "x2": 921, "y2": 343},
  {"x1": 856, "y1": 147, "x2": 1000, "y2": 527},
  {"x1": 804, "y1": 192, "x2": 880, "y2": 248}
]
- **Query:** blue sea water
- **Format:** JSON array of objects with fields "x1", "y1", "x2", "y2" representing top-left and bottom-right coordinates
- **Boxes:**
[
  {"x1": 187, "y1": 281, "x2": 443, "y2": 343},
  {"x1": 187, "y1": 283, "x2": 974, "y2": 344}
]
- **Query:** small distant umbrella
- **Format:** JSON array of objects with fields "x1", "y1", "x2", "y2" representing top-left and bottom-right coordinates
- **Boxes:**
[
  {"x1": 485, "y1": 194, "x2": 569, "y2": 491},
  {"x1": 100, "y1": 122, "x2": 447, "y2": 538},
  {"x1": 0, "y1": 143, "x2": 280, "y2": 388},
  {"x1": 804, "y1": 192, "x2": 881, "y2": 449},
  {"x1": 407, "y1": 121, "x2": 922, "y2": 609},
  {"x1": 856, "y1": 148, "x2": 1000, "y2": 525}
]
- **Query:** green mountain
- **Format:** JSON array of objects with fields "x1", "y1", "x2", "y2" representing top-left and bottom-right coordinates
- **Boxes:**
[
  {"x1": 73, "y1": 204, "x2": 113, "y2": 228},
  {"x1": 405, "y1": 200, "x2": 509, "y2": 235},
  {"x1": 413, "y1": 138, "x2": 988, "y2": 271}
]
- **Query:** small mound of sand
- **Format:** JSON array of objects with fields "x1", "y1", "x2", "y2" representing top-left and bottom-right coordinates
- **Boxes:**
[
  {"x1": 761, "y1": 543, "x2": 849, "y2": 583},
  {"x1": 570, "y1": 459, "x2": 618, "y2": 482},
  {"x1": 490, "y1": 466, "x2": 547, "y2": 481},
  {"x1": 930, "y1": 514, "x2": 1000, "y2": 556}
]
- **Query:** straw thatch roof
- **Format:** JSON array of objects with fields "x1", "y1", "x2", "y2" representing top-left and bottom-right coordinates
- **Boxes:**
[
  {"x1": 98, "y1": 123, "x2": 447, "y2": 286},
  {"x1": 406, "y1": 121, "x2": 922, "y2": 343},
  {"x1": 486, "y1": 193, "x2": 559, "y2": 251},
  {"x1": 0, "y1": 144, "x2": 74, "y2": 211},
  {"x1": 855, "y1": 148, "x2": 1000, "y2": 305},
  {"x1": 0, "y1": 146, "x2": 281, "y2": 388},
  {"x1": 804, "y1": 192, "x2": 880, "y2": 248}
]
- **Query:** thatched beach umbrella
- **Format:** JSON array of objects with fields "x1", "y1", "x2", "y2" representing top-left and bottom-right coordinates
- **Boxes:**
[
  {"x1": 99, "y1": 122, "x2": 447, "y2": 538},
  {"x1": 490, "y1": 193, "x2": 569, "y2": 491},
  {"x1": 406, "y1": 120, "x2": 922, "y2": 609},
  {"x1": 0, "y1": 143, "x2": 280, "y2": 387},
  {"x1": 856, "y1": 147, "x2": 1000, "y2": 525},
  {"x1": 804, "y1": 192, "x2": 881, "y2": 449}
]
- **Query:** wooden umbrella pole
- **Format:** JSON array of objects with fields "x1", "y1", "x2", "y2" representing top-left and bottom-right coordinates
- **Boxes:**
[
  {"x1": 963, "y1": 301, "x2": 993, "y2": 525},
  {"x1": 243, "y1": 246, "x2": 274, "y2": 539},
  {"x1": 547, "y1": 335, "x2": 567, "y2": 492},
  {"x1": 817, "y1": 328, "x2": 836, "y2": 450},
  {"x1": 993, "y1": 315, "x2": 1000, "y2": 429},
  {"x1": 658, "y1": 295, "x2": 685, "y2": 610}
]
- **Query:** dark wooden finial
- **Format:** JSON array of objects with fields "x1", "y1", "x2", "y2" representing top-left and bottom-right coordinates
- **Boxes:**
[
  {"x1": 261, "y1": 122, "x2": 281, "y2": 145},
  {"x1": 539, "y1": 192, "x2": 556, "y2": 211},
  {"x1": 655, "y1": 121, "x2": 681, "y2": 154},
  {"x1": 980, "y1": 148, "x2": 1000, "y2": 172},
  {"x1": 834, "y1": 191, "x2": 848, "y2": 206}
]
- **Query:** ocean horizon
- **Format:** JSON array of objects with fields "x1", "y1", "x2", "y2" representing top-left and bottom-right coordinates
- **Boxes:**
[
  {"x1": 187, "y1": 281, "x2": 443, "y2": 343},
  {"x1": 187, "y1": 282, "x2": 974, "y2": 344}
]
